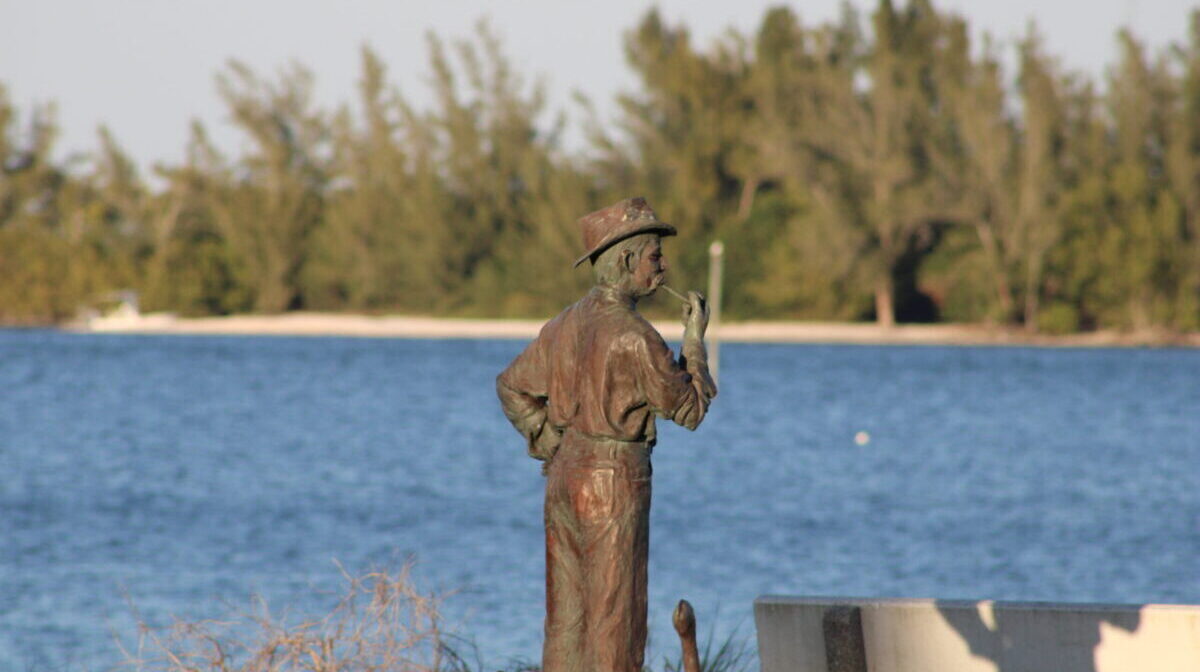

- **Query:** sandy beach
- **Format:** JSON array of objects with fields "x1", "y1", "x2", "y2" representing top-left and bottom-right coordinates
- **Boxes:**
[{"x1": 73, "y1": 311, "x2": 1200, "y2": 347}]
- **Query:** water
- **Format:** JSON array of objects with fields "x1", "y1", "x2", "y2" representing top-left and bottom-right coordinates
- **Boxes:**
[{"x1": 2, "y1": 331, "x2": 1198, "y2": 670}]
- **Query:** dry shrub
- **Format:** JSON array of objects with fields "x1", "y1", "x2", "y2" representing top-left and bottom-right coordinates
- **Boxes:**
[{"x1": 121, "y1": 562, "x2": 474, "y2": 672}]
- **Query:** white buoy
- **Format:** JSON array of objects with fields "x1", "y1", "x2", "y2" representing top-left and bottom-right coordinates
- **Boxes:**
[{"x1": 854, "y1": 431, "x2": 870, "y2": 446}]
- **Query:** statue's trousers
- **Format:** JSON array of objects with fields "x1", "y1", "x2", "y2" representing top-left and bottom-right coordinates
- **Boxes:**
[{"x1": 542, "y1": 429, "x2": 651, "y2": 672}]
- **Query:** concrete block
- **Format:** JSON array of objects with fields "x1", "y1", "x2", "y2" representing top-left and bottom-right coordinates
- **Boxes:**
[{"x1": 755, "y1": 596, "x2": 1200, "y2": 672}]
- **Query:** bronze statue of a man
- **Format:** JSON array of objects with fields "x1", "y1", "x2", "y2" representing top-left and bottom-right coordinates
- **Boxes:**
[{"x1": 497, "y1": 197, "x2": 717, "y2": 672}]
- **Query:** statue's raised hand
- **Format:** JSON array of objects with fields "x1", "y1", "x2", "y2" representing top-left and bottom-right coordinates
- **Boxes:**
[{"x1": 681, "y1": 290, "x2": 709, "y2": 340}]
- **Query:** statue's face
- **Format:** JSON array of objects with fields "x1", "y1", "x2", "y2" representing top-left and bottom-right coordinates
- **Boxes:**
[{"x1": 630, "y1": 237, "x2": 667, "y2": 296}]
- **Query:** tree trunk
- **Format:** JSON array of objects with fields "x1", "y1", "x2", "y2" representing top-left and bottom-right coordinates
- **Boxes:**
[
  {"x1": 1130, "y1": 292, "x2": 1151, "y2": 333},
  {"x1": 737, "y1": 177, "x2": 760, "y2": 222},
  {"x1": 1023, "y1": 254, "x2": 1043, "y2": 333},
  {"x1": 974, "y1": 223, "x2": 1014, "y2": 321},
  {"x1": 875, "y1": 276, "x2": 896, "y2": 328},
  {"x1": 255, "y1": 250, "x2": 293, "y2": 312}
]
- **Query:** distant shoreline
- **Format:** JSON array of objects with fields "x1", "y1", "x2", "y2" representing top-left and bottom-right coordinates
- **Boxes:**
[{"x1": 61, "y1": 311, "x2": 1200, "y2": 348}]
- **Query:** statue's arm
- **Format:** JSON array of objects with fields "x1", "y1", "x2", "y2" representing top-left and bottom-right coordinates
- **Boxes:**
[
  {"x1": 679, "y1": 290, "x2": 717, "y2": 401},
  {"x1": 634, "y1": 331, "x2": 716, "y2": 431},
  {"x1": 496, "y1": 336, "x2": 559, "y2": 462},
  {"x1": 679, "y1": 337, "x2": 717, "y2": 402}
]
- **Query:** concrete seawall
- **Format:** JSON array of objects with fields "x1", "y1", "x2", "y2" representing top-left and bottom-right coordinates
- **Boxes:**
[{"x1": 755, "y1": 596, "x2": 1200, "y2": 672}]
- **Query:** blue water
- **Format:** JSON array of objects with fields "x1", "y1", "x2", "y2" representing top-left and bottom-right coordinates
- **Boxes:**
[{"x1": 2, "y1": 331, "x2": 1198, "y2": 670}]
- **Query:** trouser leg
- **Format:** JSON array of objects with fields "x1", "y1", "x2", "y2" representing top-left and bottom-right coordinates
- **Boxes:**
[
  {"x1": 583, "y1": 470, "x2": 650, "y2": 672},
  {"x1": 543, "y1": 460, "x2": 585, "y2": 672},
  {"x1": 542, "y1": 448, "x2": 652, "y2": 672}
]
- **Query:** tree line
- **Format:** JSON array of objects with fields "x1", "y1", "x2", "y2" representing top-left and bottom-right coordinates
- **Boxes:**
[{"x1": 3, "y1": 1, "x2": 1200, "y2": 332}]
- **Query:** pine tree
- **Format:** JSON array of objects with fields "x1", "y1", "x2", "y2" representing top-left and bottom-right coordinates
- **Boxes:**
[{"x1": 214, "y1": 60, "x2": 330, "y2": 312}]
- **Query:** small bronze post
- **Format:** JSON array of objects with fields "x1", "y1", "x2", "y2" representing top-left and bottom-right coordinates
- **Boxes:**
[
  {"x1": 707, "y1": 241, "x2": 723, "y2": 382},
  {"x1": 673, "y1": 599, "x2": 701, "y2": 672}
]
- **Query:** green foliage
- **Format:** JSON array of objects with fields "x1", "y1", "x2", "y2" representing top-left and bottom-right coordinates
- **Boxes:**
[
  {"x1": 0, "y1": 228, "x2": 78, "y2": 323},
  {"x1": 3, "y1": 1, "x2": 1200, "y2": 333},
  {"x1": 1037, "y1": 302, "x2": 1081, "y2": 335},
  {"x1": 918, "y1": 229, "x2": 997, "y2": 324}
]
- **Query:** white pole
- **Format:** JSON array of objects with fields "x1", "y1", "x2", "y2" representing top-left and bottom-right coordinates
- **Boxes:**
[{"x1": 707, "y1": 240, "x2": 724, "y2": 383}]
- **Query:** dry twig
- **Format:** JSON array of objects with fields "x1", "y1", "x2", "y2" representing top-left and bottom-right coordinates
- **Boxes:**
[{"x1": 121, "y1": 561, "x2": 472, "y2": 672}]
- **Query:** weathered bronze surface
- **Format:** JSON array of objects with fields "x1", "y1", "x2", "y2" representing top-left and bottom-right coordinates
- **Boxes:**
[
  {"x1": 673, "y1": 599, "x2": 702, "y2": 672},
  {"x1": 497, "y1": 197, "x2": 717, "y2": 672}
]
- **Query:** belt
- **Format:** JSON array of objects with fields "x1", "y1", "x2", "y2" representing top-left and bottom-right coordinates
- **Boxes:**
[{"x1": 559, "y1": 427, "x2": 652, "y2": 461}]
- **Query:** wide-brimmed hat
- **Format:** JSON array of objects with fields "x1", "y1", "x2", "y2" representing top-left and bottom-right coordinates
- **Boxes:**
[{"x1": 573, "y1": 197, "x2": 677, "y2": 267}]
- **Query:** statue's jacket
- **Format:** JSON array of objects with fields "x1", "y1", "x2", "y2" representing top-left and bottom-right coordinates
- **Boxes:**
[
  {"x1": 496, "y1": 284, "x2": 713, "y2": 461},
  {"x1": 496, "y1": 284, "x2": 714, "y2": 672}
]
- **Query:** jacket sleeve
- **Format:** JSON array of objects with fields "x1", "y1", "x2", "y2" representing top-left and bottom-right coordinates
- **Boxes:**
[
  {"x1": 633, "y1": 330, "x2": 717, "y2": 431},
  {"x1": 496, "y1": 326, "x2": 560, "y2": 461}
]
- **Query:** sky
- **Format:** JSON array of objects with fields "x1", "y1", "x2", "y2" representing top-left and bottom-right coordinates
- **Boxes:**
[{"x1": 0, "y1": 0, "x2": 1193, "y2": 171}]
